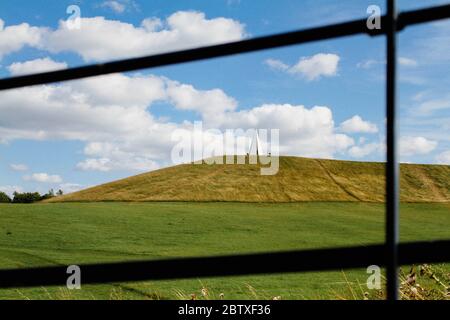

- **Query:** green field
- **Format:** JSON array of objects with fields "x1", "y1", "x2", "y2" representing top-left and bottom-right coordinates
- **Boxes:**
[{"x1": 0, "y1": 201, "x2": 449, "y2": 299}]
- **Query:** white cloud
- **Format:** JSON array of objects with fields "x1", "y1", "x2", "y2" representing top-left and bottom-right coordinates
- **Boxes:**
[
  {"x1": 399, "y1": 136, "x2": 437, "y2": 156},
  {"x1": 76, "y1": 158, "x2": 111, "y2": 172},
  {"x1": 0, "y1": 73, "x2": 169, "y2": 142},
  {"x1": 72, "y1": 102, "x2": 356, "y2": 170},
  {"x1": 10, "y1": 163, "x2": 28, "y2": 171},
  {"x1": 398, "y1": 57, "x2": 418, "y2": 67},
  {"x1": 7, "y1": 57, "x2": 67, "y2": 76},
  {"x1": 43, "y1": 11, "x2": 246, "y2": 61},
  {"x1": 347, "y1": 136, "x2": 442, "y2": 160},
  {"x1": 357, "y1": 57, "x2": 417, "y2": 69},
  {"x1": 76, "y1": 145, "x2": 160, "y2": 172},
  {"x1": 356, "y1": 59, "x2": 382, "y2": 69},
  {"x1": 412, "y1": 20, "x2": 450, "y2": 65},
  {"x1": 0, "y1": 11, "x2": 246, "y2": 62},
  {"x1": 0, "y1": 185, "x2": 23, "y2": 197},
  {"x1": 59, "y1": 183, "x2": 84, "y2": 194},
  {"x1": 166, "y1": 80, "x2": 237, "y2": 123},
  {"x1": 290, "y1": 54, "x2": 340, "y2": 80},
  {"x1": 0, "y1": 66, "x2": 358, "y2": 169},
  {"x1": 414, "y1": 98, "x2": 450, "y2": 116},
  {"x1": 23, "y1": 173, "x2": 62, "y2": 183},
  {"x1": 412, "y1": 91, "x2": 429, "y2": 102},
  {"x1": 435, "y1": 150, "x2": 450, "y2": 165},
  {"x1": 348, "y1": 142, "x2": 381, "y2": 158},
  {"x1": 0, "y1": 70, "x2": 223, "y2": 171},
  {"x1": 100, "y1": 0, "x2": 139, "y2": 13},
  {"x1": 266, "y1": 53, "x2": 340, "y2": 81},
  {"x1": 0, "y1": 18, "x2": 46, "y2": 60},
  {"x1": 216, "y1": 104, "x2": 354, "y2": 158},
  {"x1": 264, "y1": 58, "x2": 289, "y2": 72},
  {"x1": 69, "y1": 73, "x2": 166, "y2": 108},
  {"x1": 339, "y1": 115, "x2": 378, "y2": 133},
  {"x1": 101, "y1": 1, "x2": 126, "y2": 13}
]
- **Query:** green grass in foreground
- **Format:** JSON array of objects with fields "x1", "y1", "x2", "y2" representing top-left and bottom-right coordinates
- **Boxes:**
[{"x1": 0, "y1": 202, "x2": 449, "y2": 299}]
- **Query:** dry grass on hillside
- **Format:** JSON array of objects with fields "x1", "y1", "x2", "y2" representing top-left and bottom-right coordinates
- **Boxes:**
[{"x1": 49, "y1": 156, "x2": 450, "y2": 203}]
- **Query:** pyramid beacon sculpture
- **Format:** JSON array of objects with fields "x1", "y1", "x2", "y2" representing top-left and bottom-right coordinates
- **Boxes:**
[{"x1": 246, "y1": 130, "x2": 267, "y2": 165}]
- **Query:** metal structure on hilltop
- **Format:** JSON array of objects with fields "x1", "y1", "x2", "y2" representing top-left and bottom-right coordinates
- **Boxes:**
[{"x1": 248, "y1": 130, "x2": 263, "y2": 156}]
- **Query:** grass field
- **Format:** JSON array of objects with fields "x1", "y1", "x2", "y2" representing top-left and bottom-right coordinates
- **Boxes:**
[
  {"x1": 0, "y1": 201, "x2": 449, "y2": 299},
  {"x1": 49, "y1": 157, "x2": 450, "y2": 203}
]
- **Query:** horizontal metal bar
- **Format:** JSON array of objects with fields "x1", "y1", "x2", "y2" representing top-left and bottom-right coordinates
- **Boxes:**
[
  {"x1": 0, "y1": 4, "x2": 449, "y2": 91},
  {"x1": 397, "y1": 3, "x2": 450, "y2": 30},
  {"x1": 1, "y1": 240, "x2": 449, "y2": 288},
  {"x1": 0, "y1": 5, "x2": 450, "y2": 90},
  {"x1": 0, "y1": 18, "x2": 375, "y2": 91}
]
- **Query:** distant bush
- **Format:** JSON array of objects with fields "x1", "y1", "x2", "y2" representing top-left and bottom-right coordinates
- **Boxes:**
[
  {"x1": 0, "y1": 191, "x2": 11, "y2": 203},
  {"x1": 40, "y1": 189, "x2": 55, "y2": 201},
  {"x1": 12, "y1": 192, "x2": 43, "y2": 203},
  {"x1": 11, "y1": 190, "x2": 59, "y2": 203}
]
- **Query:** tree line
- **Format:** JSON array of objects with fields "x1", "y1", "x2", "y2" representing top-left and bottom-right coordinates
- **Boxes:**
[{"x1": 0, "y1": 189, "x2": 63, "y2": 203}]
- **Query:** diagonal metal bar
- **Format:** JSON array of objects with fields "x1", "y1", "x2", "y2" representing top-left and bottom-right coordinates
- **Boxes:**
[
  {"x1": 0, "y1": 4, "x2": 449, "y2": 91},
  {"x1": 397, "y1": 3, "x2": 450, "y2": 30},
  {"x1": 0, "y1": 240, "x2": 450, "y2": 289},
  {"x1": 0, "y1": 18, "x2": 377, "y2": 91}
]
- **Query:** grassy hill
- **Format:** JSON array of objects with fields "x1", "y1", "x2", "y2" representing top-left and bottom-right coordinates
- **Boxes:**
[{"x1": 50, "y1": 156, "x2": 450, "y2": 203}]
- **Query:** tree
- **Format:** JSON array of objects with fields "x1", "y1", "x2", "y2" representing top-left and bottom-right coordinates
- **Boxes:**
[
  {"x1": 56, "y1": 189, "x2": 64, "y2": 196},
  {"x1": 40, "y1": 189, "x2": 55, "y2": 200},
  {"x1": 0, "y1": 191, "x2": 11, "y2": 203},
  {"x1": 12, "y1": 192, "x2": 42, "y2": 203}
]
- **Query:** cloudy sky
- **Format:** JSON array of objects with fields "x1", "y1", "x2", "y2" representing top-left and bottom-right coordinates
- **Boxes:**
[{"x1": 0, "y1": 0, "x2": 449, "y2": 195}]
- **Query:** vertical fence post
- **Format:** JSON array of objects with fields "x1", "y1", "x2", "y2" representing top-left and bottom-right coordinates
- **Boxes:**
[{"x1": 386, "y1": 0, "x2": 399, "y2": 300}]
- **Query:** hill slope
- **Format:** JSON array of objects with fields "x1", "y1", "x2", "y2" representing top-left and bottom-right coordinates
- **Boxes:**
[{"x1": 50, "y1": 156, "x2": 450, "y2": 203}]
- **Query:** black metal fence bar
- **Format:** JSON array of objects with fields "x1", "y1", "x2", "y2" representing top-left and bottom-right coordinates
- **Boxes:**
[
  {"x1": 0, "y1": 18, "x2": 377, "y2": 91},
  {"x1": 1, "y1": 240, "x2": 450, "y2": 289},
  {"x1": 397, "y1": 2, "x2": 450, "y2": 29},
  {"x1": 0, "y1": 4, "x2": 449, "y2": 91},
  {"x1": 385, "y1": 0, "x2": 399, "y2": 301}
]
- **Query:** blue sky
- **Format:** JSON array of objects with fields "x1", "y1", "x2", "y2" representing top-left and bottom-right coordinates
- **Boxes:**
[{"x1": 0, "y1": 0, "x2": 449, "y2": 195}]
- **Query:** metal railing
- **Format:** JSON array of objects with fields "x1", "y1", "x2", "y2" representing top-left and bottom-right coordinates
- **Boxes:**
[{"x1": 1, "y1": 0, "x2": 449, "y2": 300}]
